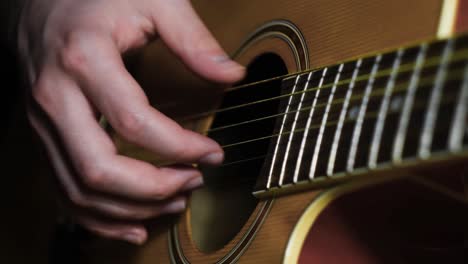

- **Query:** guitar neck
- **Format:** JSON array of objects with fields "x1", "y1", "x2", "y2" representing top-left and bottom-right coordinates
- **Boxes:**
[{"x1": 255, "y1": 34, "x2": 468, "y2": 196}]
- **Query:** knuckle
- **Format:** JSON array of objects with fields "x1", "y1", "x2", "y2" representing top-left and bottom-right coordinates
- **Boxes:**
[
  {"x1": 81, "y1": 163, "x2": 107, "y2": 189},
  {"x1": 113, "y1": 110, "x2": 145, "y2": 138},
  {"x1": 31, "y1": 77, "x2": 51, "y2": 105},
  {"x1": 31, "y1": 76, "x2": 57, "y2": 116},
  {"x1": 60, "y1": 48, "x2": 87, "y2": 74},
  {"x1": 59, "y1": 32, "x2": 91, "y2": 74}
]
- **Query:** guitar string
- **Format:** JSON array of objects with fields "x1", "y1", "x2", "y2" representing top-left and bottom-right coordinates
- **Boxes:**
[
  {"x1": 177, "y1": 48, "x2": 468, "y2": 122},
  {"x1": 216, "y1": 72, "x2": 463, "y2": 150},
  {"x1": 215, "y1": 95, "x2": 459, "y2": 171},
  {"x1": 214, "y1": 103, "x2": 457, "y2": 187},
  {"x1": 189, "y1": 50, "x2": 467, "y2": 121},
  {"x1": 221, "y1": 35, "x2": 464, "y2": 94},
  {"x1": 200, "y1": 40, "x2": 468, "y2": 183},
  {"x1": 214, "y1": 119, "x2": 459, "y2": 184},
  {"x1": 206, "y1": 68, "x2": 463, "y2": 179},
  {"x1": 206, "y1": 67, "x2": 465, "y2": 135},
  {"x1": 201, "y1": 70, "x2": 464, "y2": 180},
  {"x1": 153, "y1": 62, "x2": 466, "y2": 173},
  {"x1": 207, "y1": 81, "x2": 424, "y2": 134}
]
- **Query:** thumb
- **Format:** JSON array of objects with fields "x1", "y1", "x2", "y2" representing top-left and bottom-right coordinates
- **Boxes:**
[{"x1": 146, "y1": 0, "x2": 245, "y2": 83}]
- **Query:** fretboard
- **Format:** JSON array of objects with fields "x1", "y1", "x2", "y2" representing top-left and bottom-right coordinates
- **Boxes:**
[{"x1": 253, "y1": 34, "x2": 468, "y2": 196}]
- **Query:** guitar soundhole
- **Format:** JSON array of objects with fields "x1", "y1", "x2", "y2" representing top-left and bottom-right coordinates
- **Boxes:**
[{"x1": 190, "y1": 53, "x2": 287, "y2": 253}]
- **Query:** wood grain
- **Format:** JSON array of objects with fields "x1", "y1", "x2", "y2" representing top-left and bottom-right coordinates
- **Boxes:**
[
  {"x1": 80, "y1": 1, "x2": 452, "y2": 263},
  {"x1": 131, "y1": 0, "x2": 443, "y2": 119},
  {"x1": 457, "y1": 0, "x2": 468, "y2": 32},
  {"x1": 4, "y1": 0, "x2": 464, "y2": 263}
]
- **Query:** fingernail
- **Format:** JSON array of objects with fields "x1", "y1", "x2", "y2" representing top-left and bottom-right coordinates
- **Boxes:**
[
  {"x1": 164, "y1": 198, "x2": 186, "y2": 213},
  {"x1": 123, "y1": 233, "x2": 144, "y2": 245},
  {"x1": 199, "y1": 152, "x2": 224, "y2": 165},
  {"x1": 182, "y1": 177, "x2": 204, "y2": 191},
  {"x1": 212, "y1": 55, "x2": 245, "y2": 69},
  {"x1": 211, "y1": 55, "x2": 231, "y2": 63}
]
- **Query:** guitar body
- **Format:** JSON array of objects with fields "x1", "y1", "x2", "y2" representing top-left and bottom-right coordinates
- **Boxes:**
[
  {"x1": 81, "y1": 1, "x2": 468, "y2": 263},
  {"x1": 2, "y1": 0, "x2": 468, "y2": 263}
]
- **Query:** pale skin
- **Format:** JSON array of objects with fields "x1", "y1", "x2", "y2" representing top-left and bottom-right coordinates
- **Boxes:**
[{"x1": 17, "y1": 0, "x2": 245, "y2": 244}]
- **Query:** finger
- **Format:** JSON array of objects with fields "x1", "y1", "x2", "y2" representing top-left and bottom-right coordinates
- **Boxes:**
[
  {"x1": 76, "y1": 194, "x2": 187, "y2": 221},
  {"x1": 59, "y1": 35, "x2": 223, "y2": 165},
  {"x1": 89, "y1": 196, "x2": 187, "y2": 221},
  {"x1": 141, "y1": 0, "x2": 245, "y2": 83},
  {"x1": 75, "y1": 212, "x2": 147, "y2": 245},
  {"x1": 31, "y1": 68, "x2": 204, "y2": 200},
  {"x1": 29, "y1": 106, "x2": 189, "y2": 220}
]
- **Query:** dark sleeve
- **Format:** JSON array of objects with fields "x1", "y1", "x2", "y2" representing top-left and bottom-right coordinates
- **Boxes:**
[
  {"x1": 1, "y1": 0, "x2": 24, "y2": 128},
  {"x1": 1, "y1": 0, "x2": 24, "y2": 47}
]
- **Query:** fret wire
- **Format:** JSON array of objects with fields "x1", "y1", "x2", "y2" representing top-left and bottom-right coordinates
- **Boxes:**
[
  {"x1": 449, "y1": 61, "x2": 468, "y2": 151},
  {"x1": 347, "y1": 55, "x2": 382, "y2": 172},
  {"x1": 179, "y1": 49, "x2": 468, "y2": 123},
  {"x1": 208, "y1": 89, "x2": 371, "y2": 134},
  {"x1": 220, "y1": 92, "x2": 458, "y2": 151},
  {"x1": 266, "y1": 75, "x2": 301, "y2": 189},
  {"x1": 419, "y1": 39, "x2": 455, "y2": 158},
  {"x1": 368, "y1": 49, "x2": 404, "y2": 168},
  {"x1": 278, "y1": 73, "x2": 313, "y2": 185},
  {"x1": 221, "y1": 44, "x2": 467, "y2": 94},
  {"x1": 392, "y1": 43, "x2": 428, "y2": 162},
  {"x1": 209, "y1": 80, "x2": 434, "y2": 135},
  {"x1": 208, "y1": 83, "x2": 394, "y2": 134},
  {"x1": 221, "y1": 71, "x2": 465, "y2": 150},
  {"x1": 209, "y1": 68, "x2": 463, "y2": 137},
  {"x1": 309, "y1": 64, "x2": 344, "y2": 179},
  {"x1": 219, "y1": 95, "x2": 458, "y2": 169},
  {"x1": 293, "y1": 69, "x2": 328, "y2": 183},
  {"x1": 327, "y1": 59, "x2": 362, "y2": 175}
]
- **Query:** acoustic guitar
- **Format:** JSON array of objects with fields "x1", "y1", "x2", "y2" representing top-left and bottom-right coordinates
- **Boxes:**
[{"x1": 2, "y1": 0, "x2": 468, "y2": 263}]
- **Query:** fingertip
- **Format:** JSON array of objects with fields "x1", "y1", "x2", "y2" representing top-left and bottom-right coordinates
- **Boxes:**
[
  {"x1": 199, "y1": 152, "x2": 224, "y2": 166},
  {"x1": 123, "y1": 227, "x2": 147, "y2": 245},
  {"x1": 211, "y1": 55, "x2": 246, "y2": 83},
  {"x1": 162, "y1": 197, "x2": 187, "y2": 213},
  {"x1": 78, "y1": 213, "x2": 149, "y2": 245},
  {"x1": 181, "y1": 176, "x2": 204, "y2": 192},
  {"x1": 189, "y1": 51, "x2": 246, "y2": 84},
  {"x1": 185, "y1": 130, "x2": 224, "y2": 165}
]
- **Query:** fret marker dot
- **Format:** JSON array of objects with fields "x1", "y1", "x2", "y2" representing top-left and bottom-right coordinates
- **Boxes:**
[
  {"x1": 348, "y1": 106, "x2": 360, "y2": 119},
  {"x1": 390, "y1": 96, "x2": 404, "y2": 112}
]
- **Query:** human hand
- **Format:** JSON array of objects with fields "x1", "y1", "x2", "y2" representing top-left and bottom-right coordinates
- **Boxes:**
[{"x1": 17, "y1": 0, "x2": 245, "y2": 244}]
